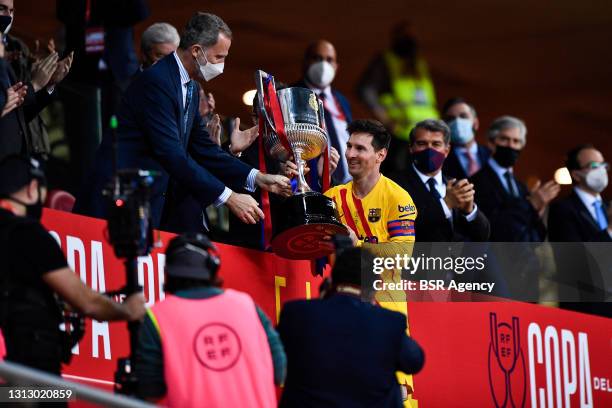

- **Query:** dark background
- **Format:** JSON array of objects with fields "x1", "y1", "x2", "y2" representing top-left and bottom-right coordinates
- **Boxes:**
[{"x1": 13, "y1": 0, "x2": 612, "y2": 191}]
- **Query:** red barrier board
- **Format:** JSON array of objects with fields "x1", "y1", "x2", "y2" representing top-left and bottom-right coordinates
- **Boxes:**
[
  {"x1": 41, "y1": 209, "x2": 324, "y2": 391},
  {"x1": 41, "y1": 209, "x2": 612, "y2": 407}
]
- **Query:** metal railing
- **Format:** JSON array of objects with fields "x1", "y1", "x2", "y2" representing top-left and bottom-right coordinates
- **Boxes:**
[{"x1": 0, "y1": 361, "x2": 153, "y2": 408}]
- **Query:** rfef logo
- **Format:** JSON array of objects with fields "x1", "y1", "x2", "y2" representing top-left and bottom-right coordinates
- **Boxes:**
[{"x1": 488, "y1": 312, "x2": 527, "y2": 408}]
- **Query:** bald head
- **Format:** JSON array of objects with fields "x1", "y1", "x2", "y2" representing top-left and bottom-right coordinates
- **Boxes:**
[{"x1": 303, "y1": 40, "x2": 338, "y2": 74}]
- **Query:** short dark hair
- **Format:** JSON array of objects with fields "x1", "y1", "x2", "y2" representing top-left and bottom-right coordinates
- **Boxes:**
[
  {"x1": 331, "y1": 247, "x2": 374, "y2": 286},
  {"x1": 441, "y1": 97, "x2": 477, "y2": 118},
  {"x1": 408, "y1": 119, "x2": 451, "y2": 145},
  {"x1": 179, "y1": 12, "x2": 232, "y2": 49},
  {"x1": 346, "y1": 119, "x2": 391, "y2": 151},
  {"x1": 565, "y1": 144, "x2": 595, "y2": 171}
]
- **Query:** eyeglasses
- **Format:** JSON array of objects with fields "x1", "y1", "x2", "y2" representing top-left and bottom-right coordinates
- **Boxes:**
[{"x1": 583, "y1": 161, "x2": 609, "y2": 170}]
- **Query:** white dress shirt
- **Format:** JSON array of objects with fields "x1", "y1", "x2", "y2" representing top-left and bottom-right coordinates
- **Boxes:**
[
  {"x1": 574, "y1": 186, "x2": 612, "y2": 239},
  {"x1": 488, "y1": 157, "x2": 519, "y2": 197},
  {"x1": 412, "y1": 164, "x2": 478, "y2": 221}
]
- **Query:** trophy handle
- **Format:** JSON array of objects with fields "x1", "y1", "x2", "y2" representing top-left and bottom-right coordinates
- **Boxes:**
[{"x1": 255, "y1": 70, "x2": 276, "y2": 131}]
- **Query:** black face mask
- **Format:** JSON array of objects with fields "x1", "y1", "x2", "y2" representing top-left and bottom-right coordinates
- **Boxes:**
[
  {"x1": 493, "y1": 145, "x2": 521, "y2": 168},
  {"x1": 6, "y1": 187, "x2": 44, "y2": 221},
  {"x1": 412, "y1": 148, "x2": 446, "y2": 174},
  {"x1": 392, "y1": 36, "x2": 417, "y2": 58},
  {"x1": 0, "y1": 15, "x2": 12, "y2": 34}
]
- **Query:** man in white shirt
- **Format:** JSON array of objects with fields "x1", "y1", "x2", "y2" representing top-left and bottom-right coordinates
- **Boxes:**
[
  {"x1": 294, "y1": 40, "x2": 351, "y2": 185},
  {"x1": 549, "y1": 144, "x2": 611, "y2": 241},
  {"x1": 548, "y1": 144, "x2": 611, "y2": 317}
]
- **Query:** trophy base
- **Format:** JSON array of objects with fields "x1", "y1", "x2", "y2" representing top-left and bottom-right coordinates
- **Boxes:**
[{"x1": 271, "y1": 192, "x2": 348, "y2": 260}]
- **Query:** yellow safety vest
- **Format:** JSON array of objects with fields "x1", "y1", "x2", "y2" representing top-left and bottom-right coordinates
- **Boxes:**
[{"x1": 379, "y1": 52, "x2": 439, "y2": 141}]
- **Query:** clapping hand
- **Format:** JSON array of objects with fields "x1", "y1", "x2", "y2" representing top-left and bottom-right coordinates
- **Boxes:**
[
  {"x1": 199, "y1": 88, "x2": 215, "y2": 118},
  {"x1": 48, "y1": 51, "x2": 74, "y2": 87},
  {"x1": 1, "y1": 82, "x2": 28, "y2": 117},
  {"x1": 206, "y1": 113, "x2": 222, "y2": 146},
  {"x1": 528, "y1": 179, "x2": 560, "y2": 216},
  {"x1": 444, "y1": 178, "x2": 476, "y2": 214},
  {"x1": 31, "y1": 52, "x2": 58, "y2": 91}
]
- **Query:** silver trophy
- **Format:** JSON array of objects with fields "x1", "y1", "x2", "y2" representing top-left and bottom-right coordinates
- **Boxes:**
[{"x1": 255, "y1": 70, "x2": 347, "y2": 259}]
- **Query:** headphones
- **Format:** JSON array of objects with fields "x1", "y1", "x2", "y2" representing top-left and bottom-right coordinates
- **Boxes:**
[{"x1": 166, "y1": 232, "x2": 221, "y2": 277}]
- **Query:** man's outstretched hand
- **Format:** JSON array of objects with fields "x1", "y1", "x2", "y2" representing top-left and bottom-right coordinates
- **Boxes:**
[
  {"x1": 226, "y1": 192, "x2": 265, "y2": 224},
  {"x1": 256, "y1": 172, "x2": 292, "y2": 197}
]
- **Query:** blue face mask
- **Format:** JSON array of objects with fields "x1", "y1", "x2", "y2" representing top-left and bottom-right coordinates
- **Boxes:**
[{"x1": 449, "y1": 118, "x2": 474, "y2": 145}]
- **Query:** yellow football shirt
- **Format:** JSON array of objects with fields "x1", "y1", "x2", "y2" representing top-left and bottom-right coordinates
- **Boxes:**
[
  {"x1": 325, "y1": 175, "x2": 417, "y2": 244},
  {"x1": 326, "y1": 175, "x2": 419, "y2": 407}
]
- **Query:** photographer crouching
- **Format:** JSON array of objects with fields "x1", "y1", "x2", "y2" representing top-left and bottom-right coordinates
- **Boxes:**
[{"x1": 0, "y1": 155, "x2": 146, "y2": 376}]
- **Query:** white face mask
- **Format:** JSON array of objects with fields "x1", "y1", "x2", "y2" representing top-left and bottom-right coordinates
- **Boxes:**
[
  {"x1": 195, "y1": 47, "x2": 224, "y2": 82},
  {"x1": 585, "y1": 166, "x2": 608, "y2": 193},
  {"x1": 307, "y1": 61, "x2": 335, "y2": 89},
  {"x1": 448, "y1": 117, "x2": 474, "y2": 145}
]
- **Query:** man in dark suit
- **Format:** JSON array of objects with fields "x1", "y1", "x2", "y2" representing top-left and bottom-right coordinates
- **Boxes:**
[
  {"x1": 74, "y1": 13, "x2": 291, "y2": 232},
  {"x1": 471, "y1": 116, "x2": 559, "y2": 242},
  {"x1": 441, "y1": 97, "x2": 490, "y2": 179},
  {"x1": 548, "y1": 144, "x2": 611, "y2": 316},
  {"x1": 549, "y1": 144, "x2": 611, "y2": 242},
  {"x1": 278, "y1": 247, "x2": 424, "y2": 408},
  {"x1": 293, "y1": 39, "x2": 352, "y2": 185},
  {"x1": 390, "y1": 119, "x2": 489, "y2": 242}
]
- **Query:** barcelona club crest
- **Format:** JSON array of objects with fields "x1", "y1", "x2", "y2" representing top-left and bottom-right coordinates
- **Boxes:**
[{"x1": 368, "y1": 208, "x2": 381, "y2": 222}]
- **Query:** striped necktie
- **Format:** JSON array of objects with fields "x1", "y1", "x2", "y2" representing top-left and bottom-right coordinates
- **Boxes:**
[{"x1": 183, "y1": 80, "x2": 195, "y2": 134}]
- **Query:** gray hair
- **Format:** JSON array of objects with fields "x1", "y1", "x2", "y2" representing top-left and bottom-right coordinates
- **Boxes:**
[
  {"x1": 141, "y1": 23, "x2": 180, "y2": 53},
  {"x1": 409, "y1": 119, "x2": 451, "y2": 145},
  {"x1": 487, "y1": 115, "x2": 527, "y2": 146},
  {"x1": 179, "y1": 12, "x2": 232, "y2": 49}
]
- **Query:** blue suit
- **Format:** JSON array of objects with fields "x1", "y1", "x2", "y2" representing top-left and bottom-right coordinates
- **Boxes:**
[
  {"x1": 443, "y1": 143, "x2": 491, "y2": 180},
  {"x1": 74, "y1": 54, "x2": 252, "y2": 228},
  {"x1": 278, "y1": 294, "x2": 424, "y2": 408}
]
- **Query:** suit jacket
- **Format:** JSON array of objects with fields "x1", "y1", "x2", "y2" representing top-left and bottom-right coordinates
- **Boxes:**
[
  {"x1": 0, "y1": 64, "x2": 54, "y2": 160},
  {"x1": 74, "y1": 54, "x2": 252, "y2": 228},
  {"x1": 292, "y1": 80, "x2": 353, "y2": 186},
  {"x1": 548, "y1": 191, "x2": 612, "y2": 316},
  {"x1": 442, "y1": 143, "x2": 491, "y2": 180},
  {"x1": 278, "y1": 294, "x2": 424, "y2": 408},
  {"x1": 471, "y1": 164, "x2": 545, "y2": 242},
  {"x1": 548, "y1": 191, "x2": 611, "y2": 242},
  {"x1": 390, "y1": 165, "x2": 490, "y2": 241}
]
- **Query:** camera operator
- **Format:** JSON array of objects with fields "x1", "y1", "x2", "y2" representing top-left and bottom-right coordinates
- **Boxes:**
[
  {"x1": 135, "y1": 232, "x2": 285, "y2": 407},
  {"x1": 0, "y1": 155, "x2": 146, "y2": 376}
]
